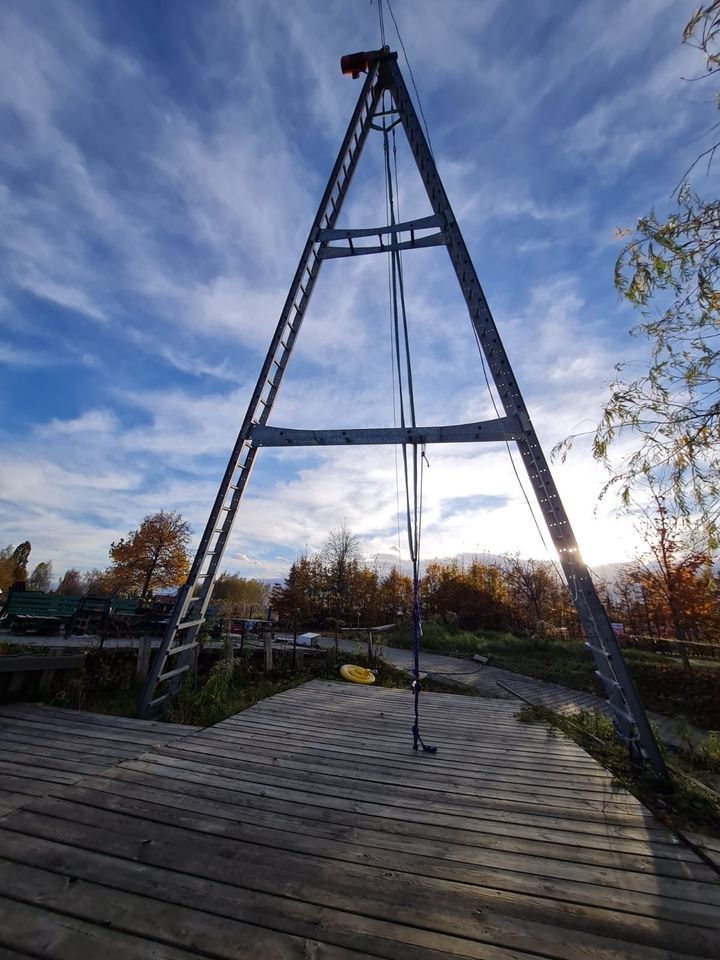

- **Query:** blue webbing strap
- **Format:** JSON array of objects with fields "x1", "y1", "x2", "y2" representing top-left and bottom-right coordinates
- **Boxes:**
[{"x1": 411, "y1": 564, "x2": 436, "y2": 754}]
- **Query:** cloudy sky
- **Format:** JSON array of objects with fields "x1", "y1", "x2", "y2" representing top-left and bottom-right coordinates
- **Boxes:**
[{"x1": 0, "y1": 0, "x2": 712, "y2": 581}]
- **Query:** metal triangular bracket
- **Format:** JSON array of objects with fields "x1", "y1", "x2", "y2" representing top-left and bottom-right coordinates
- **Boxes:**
[{"x1": 136, "y1": 50, "x2": 668, "y2": 782}]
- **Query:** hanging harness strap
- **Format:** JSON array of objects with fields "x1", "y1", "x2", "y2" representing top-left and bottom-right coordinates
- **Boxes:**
[
  {"x1": 411, "y1": 569, "x2": 436, "y2": 753},
  {"x1": 382, "y1": 121, "x2": 436, "y2": 755}
]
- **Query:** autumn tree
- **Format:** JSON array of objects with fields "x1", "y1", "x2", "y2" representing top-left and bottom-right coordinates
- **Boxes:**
[
  {"x1": 503, "y1": 556, "x2": 577, "y2": 635},
  {"x1": 322, "y1": 523, "x2": 362, "y2": 622},
  {"x1": 626, "y1": 488, "x2": 718, "y2": 666},
  {"x1": 81, "y1": 569, "x2": 108, "y2": 595},
  {"x1": 272, "y1": 538, "x2": 411, "y2": 629},
  {"x1": 0, "y1": 542, "x2": 31, "y2": 594},
  {"x1": 106, "y1": 510, "x2": 191, "y2": 600},
  {"x1": 376, "y1": 567, "x2": 412, "y2": 623},
  {"x1": 559, "y1": 3, "x2": 720, "y2": 539},
  {"x1": 27, "y1": 561, "x2": 53, "y2": 592},
  {"x1": 271, "y1": 554, "x2": 325, "y2": 626},
  {"x1": 56, "y1": 569, "x2": 84, "y2": 596},
  {"x1": 213, "y1": 573, "x2": 270, "y2": 618},
  {"x1": 0, "y1": 546, "x2": 16, "y2": 595}
]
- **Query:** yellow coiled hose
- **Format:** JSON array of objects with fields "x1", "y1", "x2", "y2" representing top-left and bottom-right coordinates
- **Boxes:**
[{"x1": 339, "y1": 664, "x2": 376, "y2": 684}]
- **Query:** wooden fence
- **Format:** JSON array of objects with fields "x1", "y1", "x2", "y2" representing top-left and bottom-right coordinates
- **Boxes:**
[{"x1": 620, "y1": 634, "x2": 720, "y2": 662}]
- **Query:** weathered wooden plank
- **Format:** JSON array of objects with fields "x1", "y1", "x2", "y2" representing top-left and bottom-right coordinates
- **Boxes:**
[
  {"x1": 0, "y1": 714, "x2": 170, "y2": 748},
  {"x1": 228, "y1": 698, "x2": 585, "y2": 741},
  {"x1": 0, "y1": 793, "x2": 33, "y2": 817},
  {"x1": 0, "y1": 759, "x2": 78, "y2": 786},
  {"x1": 0, "y1": 747, "x2": 108, "y2": 777},
  {"x1": 183, "y1": 724, "x2": 612, "y2": 792},
  {"x1": 112, "y1": 755, "x2": 676, "y2": 846},
  {"x1": 40, "y1": 783, "x2": 720, "y2": 895},
  {"x1": 247, "y1": 712, "x2": 583, "y2": 756},
  {"x1": 0, "y1": 720, "x2": 156, "y2": 761},
  {"x1": 61, "y1": 773, "x2": 709, "y2": 879},
  {"x1": 1, "y1": 833, "x2": 695, "y2": 960},
  {"x1": 168, "y1": 732, "x2": 635, "y2": 802},
  {"x1": 0, "y1": 946, "x2": 35, "y2": 959},
  {"x1": 0, "y1": 771, "x2": 67, "y2": 801},
  {"x1": 0, "y1": 703, "x2": 198, "y2": 735},
  {"x1": 1, "y1": 814, "x2": 717, "y2": 958},
  {"x1": 159, "y1": 739, "x2": 644, "y2": 820},
  {"x1": 259, "y1": 688, "x2": 520, "y2": 720},
  {"x1": 236, "y1": 683, "x2": 581, "y2": 725},
  {"x1": 0, "y1": 895, "x2": 199, "y2": 959},
  {"x1": 0, "y1": 859, "x2": 378, "y2": 960},
  {"x1": 129, "y1": 750, "x2": 654, "y2": 829},
  {"x1": 87, "y1": 764, "x2": 698, "y2": 864},
  {"x1": 1, "y1": 678, "x2": 716, "y2": 960},
  {"x1": 221, "y1": 710, "x2": 604, "y2": 766},
  {"x1": 7, "y1": 801, "x2": 720, "y2": 925},
  {"x1": 0, "y1": 735, "x2": 128, "y2": 765}
]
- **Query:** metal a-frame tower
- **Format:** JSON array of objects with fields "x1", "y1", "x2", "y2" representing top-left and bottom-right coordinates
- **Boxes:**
[{"x1": 137, "y1": 48, "x2": 667, "y2": 779}]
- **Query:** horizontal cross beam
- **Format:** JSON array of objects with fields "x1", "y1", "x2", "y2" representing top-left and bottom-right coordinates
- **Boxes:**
[
  {"x1": 317, "y1": 213, "x2": 441, "y2": 242},
  {"x1": 318, "y1": 231, "x2": 444, "y2": 259},
  {"x1": 249, "y1": 417, "x2": 523, "y2": 447}
]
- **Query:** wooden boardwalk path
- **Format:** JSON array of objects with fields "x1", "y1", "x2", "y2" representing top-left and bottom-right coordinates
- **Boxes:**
[
  {"x1": 0, "y1": 703, "x2": 199, "y2": 817},
  {"x1": 0, "y1": 680, "x2": 718, "y2": 958},
  {"x1": 334, "y1": 641, "x2": 710, "y2": 750}
]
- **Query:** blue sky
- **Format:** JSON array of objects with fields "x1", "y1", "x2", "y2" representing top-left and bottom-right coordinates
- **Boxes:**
[{"x1": 0, "y1": 0, "x2": 712, "y2": 581}]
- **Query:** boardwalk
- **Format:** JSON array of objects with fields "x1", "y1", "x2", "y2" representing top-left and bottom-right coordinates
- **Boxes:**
[
  {"x1": 0, "y1": 680, "x2": 718, "y2": 959},
  {"x1": 319, "y1": 639, "x2": 710, "y2": 750},
  {"x1": 0, "y1": 703, "x2": 199, "y2": 817}
]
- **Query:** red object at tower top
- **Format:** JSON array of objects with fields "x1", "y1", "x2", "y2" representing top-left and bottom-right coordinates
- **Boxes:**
[{"x1": 340, "y1": 51, "x2": 371, "y2": 79}]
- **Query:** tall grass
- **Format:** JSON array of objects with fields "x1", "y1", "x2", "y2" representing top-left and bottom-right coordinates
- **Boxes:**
[{"x1": 390, "y1": 622, "x2": 602, "y2": 693}]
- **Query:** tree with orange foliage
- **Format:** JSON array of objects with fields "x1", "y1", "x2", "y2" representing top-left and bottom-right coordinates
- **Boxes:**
[
  {"x1": 107, "y1": 510, "x2": 191, "y2": 600},
  {"x1": 627, "y1": 489, "x2": 718, "y2": 668}
]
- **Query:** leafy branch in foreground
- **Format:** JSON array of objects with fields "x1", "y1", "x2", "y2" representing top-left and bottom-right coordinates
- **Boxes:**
[
  {"x1": 556, "y1": 4, "x2": 720, "y2": 542},
  {"x1": 591, "y1": 187, "x2": 720, "y2": 539}
]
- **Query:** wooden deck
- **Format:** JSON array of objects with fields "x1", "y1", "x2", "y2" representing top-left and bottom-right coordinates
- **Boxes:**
[
  {"x1": 0, "y1": 702, "x2": 200, "y2": 817},
  {"x1": 0, "y1": 681, "x2": 718, "y2": 959}
]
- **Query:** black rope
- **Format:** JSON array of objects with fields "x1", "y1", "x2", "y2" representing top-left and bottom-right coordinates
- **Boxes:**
[
  {"x1": 383, "y1": 124, "x2": 436, "y2": 756},
  {"x1": 385, "y1": 0, "x2": 434, "y2": 160},
  {"x1": 373, "y1": 0, "x2": 387, "y2": 48}
]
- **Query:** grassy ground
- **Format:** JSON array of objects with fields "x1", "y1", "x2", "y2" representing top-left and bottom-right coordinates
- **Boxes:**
[
  {"x1": 519, "y1": 704, "x2": 720, "y2": 839},
  {"x1": 388, "y1": 624, "x2": 720, "y2": 730},
  {"x1": 70, "y1": 649, "x2": 337, "y2": 725},
  {"x1": 167, "y1": 664, "x2": 309, "y2": 727}
]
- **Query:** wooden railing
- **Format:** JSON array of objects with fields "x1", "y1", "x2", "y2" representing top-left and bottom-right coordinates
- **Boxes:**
[
  {"x1": 0, "y1": 653, "x2": 86, "y2": 698},
  {"x1": 620, "y1": 634, "x2": 720, "y2": 661}
]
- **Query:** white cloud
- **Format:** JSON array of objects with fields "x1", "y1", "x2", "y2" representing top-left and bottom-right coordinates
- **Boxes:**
[
  {"x1": 37, "y1": 410, "x2": 118, "y2": 436},
  {"x1": 0, "y1": 343, "x2": 45, "y2": 368},
  {"x1": 564, "y1": 41, "x2": 700, "y2": 174}
]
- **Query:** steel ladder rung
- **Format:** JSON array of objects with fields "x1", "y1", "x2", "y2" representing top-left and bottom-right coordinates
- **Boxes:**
[
  {"x1": 166, "y1": 640, "x2": 198, "y2": 657},
  {"x1": 609, "y1": 703, "x2": 635, "y2": 727},
  {"x1": 177, "y1": 618, "x2": 204, "y2": 630},
  {"x1": 594, "y1": 668, "x2": 620, "y2": 688},
  {"x1": 158, "y1": 664, "x2": 190, "y2": 684},
  {"x1": 585, "y1": 641, "x2": 613, "y2": 660}
]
